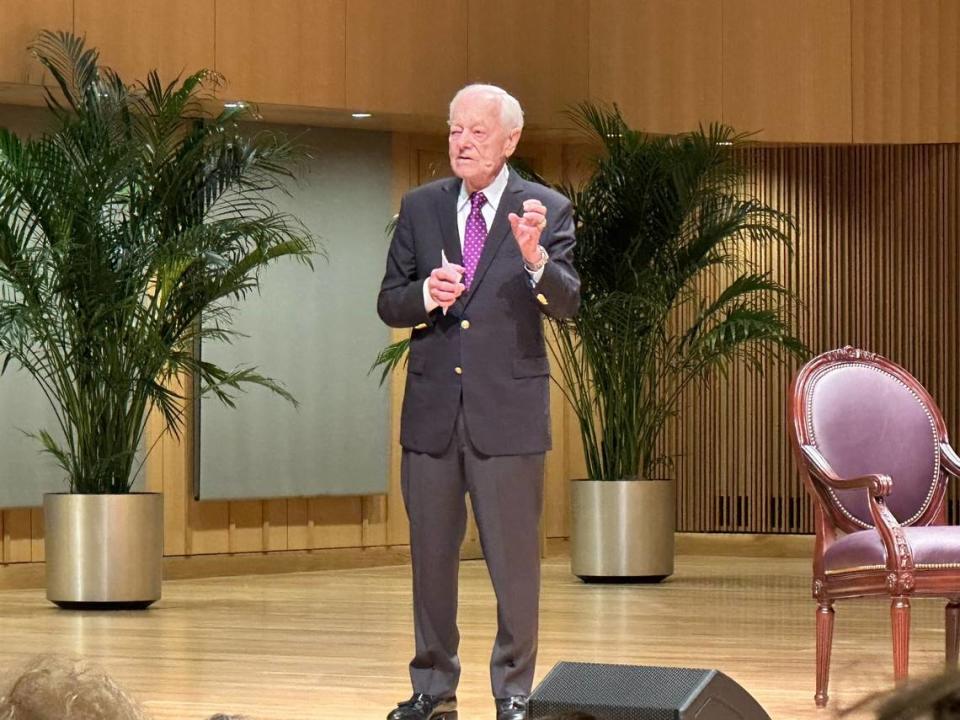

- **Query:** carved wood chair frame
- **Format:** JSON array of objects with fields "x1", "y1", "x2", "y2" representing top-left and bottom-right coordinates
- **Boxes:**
[{"x1": 789, "y1": 346, "x2": 960, "y2": 707}]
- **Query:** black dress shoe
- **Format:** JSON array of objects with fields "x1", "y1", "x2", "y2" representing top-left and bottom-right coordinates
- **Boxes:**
[
  {"x1": 495, "y1": 695, "x2": 528, "y2": 720},
  {"x1": 387, "y1": 693, "x2": 457, "y2": 720}
]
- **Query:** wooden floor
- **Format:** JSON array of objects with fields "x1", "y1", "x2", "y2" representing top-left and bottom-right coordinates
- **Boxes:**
[{"x1": 0, "y1": 552, "x2": 953, "y2": 719}]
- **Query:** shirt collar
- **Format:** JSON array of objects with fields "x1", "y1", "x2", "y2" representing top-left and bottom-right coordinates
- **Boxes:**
[{"x1": 457, "y1": 163, "x2": 510, "y2": 214}]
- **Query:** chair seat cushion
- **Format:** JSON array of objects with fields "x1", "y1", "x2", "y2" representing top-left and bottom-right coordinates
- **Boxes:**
[{"x1": 825, "y1": 525, "x2": 960, "y2": 574}]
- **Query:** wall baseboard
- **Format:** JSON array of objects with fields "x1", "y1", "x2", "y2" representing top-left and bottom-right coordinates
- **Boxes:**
[
  {"x1": 546, "y1": 533, "x2": 814, "y2": 560},
  {"x1": 163, "y1": 545, "x2": 412, "y2": 581},
  {"x1": 674, "y1": 532, "x2": 814, "y2": 558},
  {"x1": 0, "y1": 546, "x2": 412, "y2": 591},
  {"x1": 0, "y1": 533, "x2": 815, "y2": 591},
  {"x1": 0, "y1": 562, "x2": 44, "y2": 590}
]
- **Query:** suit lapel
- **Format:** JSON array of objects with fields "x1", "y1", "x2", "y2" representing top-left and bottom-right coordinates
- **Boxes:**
[
  {"x1": 464, "y1": 170, "x2": 524, "y2": 309},
  {"x1": 437, "y1": 178, "x2": 462, "y2": 266}
]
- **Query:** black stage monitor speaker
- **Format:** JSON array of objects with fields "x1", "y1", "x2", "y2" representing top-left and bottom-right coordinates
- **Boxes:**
[{"x1": 528, "y1": 662, "x2": 770, "y2": 720}]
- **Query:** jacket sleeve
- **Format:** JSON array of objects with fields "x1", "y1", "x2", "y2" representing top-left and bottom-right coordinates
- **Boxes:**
[
  {"x1": 531, "y1": 197, "x2": 580, "y2": 320},
  {"x1": 377, "y1": 198, "x2": 433, "y2": 329}
]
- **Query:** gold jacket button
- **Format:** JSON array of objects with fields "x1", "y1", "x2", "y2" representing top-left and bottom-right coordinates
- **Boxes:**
[
  {"x1": 536, "y1": 293, "x2": 549, "y2": 306},
  {"x1": 414, "y1": 322, "x2": 428, "y2": 330},
  {"x1": 460, "y1": 320, "x2": 470, "y2": 329},
  {"x1": 454, "y1": 366, "x2": 463, "y2": 375}
]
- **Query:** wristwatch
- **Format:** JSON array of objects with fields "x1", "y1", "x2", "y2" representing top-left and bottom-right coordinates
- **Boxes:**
[{"x1": 523, "y1": 244, "x2": 549, "y2": 272}]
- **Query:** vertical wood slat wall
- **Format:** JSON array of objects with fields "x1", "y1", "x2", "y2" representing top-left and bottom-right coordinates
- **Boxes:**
[{"x1": 669, "y1": 144, "x2": 960, "y2": 534}]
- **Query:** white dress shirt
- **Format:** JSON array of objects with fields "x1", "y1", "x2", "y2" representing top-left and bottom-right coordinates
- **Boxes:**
[{"x1": 423, "y1": 164, "x2": 545, "y2": 313}]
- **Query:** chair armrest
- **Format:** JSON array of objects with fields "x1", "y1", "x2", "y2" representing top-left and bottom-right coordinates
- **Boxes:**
[
  {"x1": 800, "y1": 445, "x2": 912, "y2": 584},
  {"x1": 800, "y1": 445, "x2": 893, "y2": 497},
  {"x1": 941, "y1": 442, "x2": 960, "y2": 477}
]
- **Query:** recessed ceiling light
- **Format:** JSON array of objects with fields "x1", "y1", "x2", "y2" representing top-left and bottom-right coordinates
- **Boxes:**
[{"x1": 352, "y1": 112, "x2": 372, "y2": 119}]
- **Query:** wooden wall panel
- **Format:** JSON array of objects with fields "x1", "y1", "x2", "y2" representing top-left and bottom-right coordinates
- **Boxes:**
[
  {"x1": 29, "y1": 507, "x2": 43, "y2": 562},
  {"x1": 852, "y1": 0, "x2": 960, "y2": 142},
  {"x1": 263, "y1": 499, "x2": 289, "y2": 551},
  {"x1": 664, "y1": 144, "x2": 960, "y2": 533},
  {"x1": 187, "y1": 501, "x2": 230, "y2": 555},
  {"x1": 308, "y1": 497, "x2": 362, "y2": 548},
  {"x1": 228, "y1": 501, "x2": 263, "y2": 553},
  {"x1": 723, "y1": 0, "x2": 852, "y2": 143},
  {"x1": 589, "y1": 0, "x2": 723, "y2": 134},
  {"x1": 0, "y1": 507, "x2": 44, "y2": 564},
  {"x1": 3, "y1": 0, "x2": 960, "y2": 143},
  {"x1": 467, "y1": 0, "x2": 589, "y2": 128},
  {"x1": 74, "y1": 0, "x2": 215, "y2": 83},
  {"x1": 161, "y1": 374, "x2": 192, "y2": 556},
  {"x1": 286, "y1": 499, "x2": 310, "y2": 550},
  {"x1": 345, "y1": 0, "x2": 467, "y2": 116},
  {"x1": 215, "y1": 0, "x2": 346, "y2": 108},
  {"x1": 2, "y1": 509, "x2": 32, "y2": 564},
  {"x1": 0, "y1": 0, "x2": 73, "y2": 85},
  {"x1": 360, "y1": 495, "x2": 387, "y2": 546}
]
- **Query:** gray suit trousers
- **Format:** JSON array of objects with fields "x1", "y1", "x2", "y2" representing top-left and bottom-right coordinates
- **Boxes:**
[{"x1": 401, "y1": 409, "x2": 544, "y2": 700}]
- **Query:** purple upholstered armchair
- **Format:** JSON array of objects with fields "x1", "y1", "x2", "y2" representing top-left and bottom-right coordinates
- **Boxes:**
[{"x1": 789, "y1": 346, "x2": 960, "y2": 707}]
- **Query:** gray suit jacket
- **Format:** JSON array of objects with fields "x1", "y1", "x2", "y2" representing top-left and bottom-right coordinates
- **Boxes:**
[{"x1": 377, "y1": 168, "x2": 580, "y2": 456}]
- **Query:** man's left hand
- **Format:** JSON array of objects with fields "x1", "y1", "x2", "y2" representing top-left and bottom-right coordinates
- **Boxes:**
[{"x1": 508, "y1": 199, "x2": 547, "y2": 265}]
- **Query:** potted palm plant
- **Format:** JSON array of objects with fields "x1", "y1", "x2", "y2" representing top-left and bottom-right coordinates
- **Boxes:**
[
  {"x1": 0, "y1": 32, "x2": 315, "y2": 608},
  {"x1": 555, "y1": 104, "x2": 805, "y2": 582}
]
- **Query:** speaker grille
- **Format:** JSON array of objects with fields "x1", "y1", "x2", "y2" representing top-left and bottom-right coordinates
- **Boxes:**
[{"x1": 528, "y1": 662, "x2": 713, "y2": 720}]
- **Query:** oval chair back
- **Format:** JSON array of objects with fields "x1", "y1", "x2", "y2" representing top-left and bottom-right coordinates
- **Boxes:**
[{"x1": 790, "y1": 346, "x2": 949, "y2": 532}]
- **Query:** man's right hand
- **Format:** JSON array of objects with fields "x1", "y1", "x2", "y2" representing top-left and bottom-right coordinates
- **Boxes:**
[{"x1": 428, "y1": 264, "x2": 466, "y2": 311}]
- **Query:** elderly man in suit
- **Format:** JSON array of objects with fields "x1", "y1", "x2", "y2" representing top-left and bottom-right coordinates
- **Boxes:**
[{"x1": 377, "y1": 84, "x2": 580, "y2": 720}]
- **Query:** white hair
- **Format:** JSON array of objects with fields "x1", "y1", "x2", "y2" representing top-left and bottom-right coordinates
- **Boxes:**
[{"x1": 449, "y1": 84, "x2": 524, "y2": 131}]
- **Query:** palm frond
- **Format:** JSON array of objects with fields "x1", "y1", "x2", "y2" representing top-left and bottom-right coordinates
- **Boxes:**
[
  {"x1": 29, "y1": 30, "x2": 101, "y2": 115},
  {"x1": 369, "y1": 339, "x2": 410, "y2": 386}
]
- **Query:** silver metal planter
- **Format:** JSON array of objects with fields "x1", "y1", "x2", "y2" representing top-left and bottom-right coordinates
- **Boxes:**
[
  {"x1": 43, "y1": 493, "x2": 163, "y2": 609},
  {"x1": 570, "y1": 478, "x2": 675, "y2": 582}
]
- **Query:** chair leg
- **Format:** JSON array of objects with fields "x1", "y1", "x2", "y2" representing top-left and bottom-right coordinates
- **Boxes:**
[
  {"x1": 891, "y1": 596, "x2": 911, "y2": 682},
  {"x1": 946, "y1": 601, "x2": 960, "y2": 666},
  {"x1": 815, "y1": 601, "x2": 835, "y2": 708}
]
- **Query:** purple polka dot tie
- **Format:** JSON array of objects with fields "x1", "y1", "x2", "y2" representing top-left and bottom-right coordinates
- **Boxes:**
[{"x1": 463, "y1": 191, "x2": 488, "y2": 290}]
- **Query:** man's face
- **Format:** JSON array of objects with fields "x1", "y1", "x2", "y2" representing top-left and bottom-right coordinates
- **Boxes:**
[{"x1": 448, "y1": 92, "x2": 520, "y2": 193}]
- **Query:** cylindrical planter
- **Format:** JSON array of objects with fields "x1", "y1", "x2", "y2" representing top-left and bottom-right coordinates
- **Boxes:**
[
  {"x1": 571, "y1": 478, "x2": 675, "y2": 582},
  {"x1": 43, "y1": 493, "x2": 163, "y2": 609}
]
